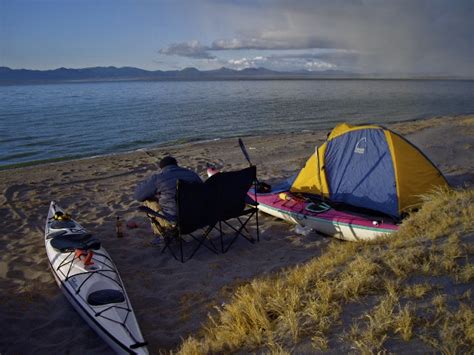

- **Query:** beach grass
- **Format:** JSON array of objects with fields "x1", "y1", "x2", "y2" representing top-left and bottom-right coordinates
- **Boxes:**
[{"x1": 178, "y1": 187, "x2": 474, "y2": 353}]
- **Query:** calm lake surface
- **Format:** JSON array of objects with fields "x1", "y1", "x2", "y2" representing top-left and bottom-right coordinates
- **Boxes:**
[{"x1": 1, "y1": 80, "x2": 474, "y2": 167}]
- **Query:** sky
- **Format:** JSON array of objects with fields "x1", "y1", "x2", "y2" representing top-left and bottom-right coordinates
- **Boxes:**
[{"x1": 1, "y1": 0, "x2": 473, "y2": 76}]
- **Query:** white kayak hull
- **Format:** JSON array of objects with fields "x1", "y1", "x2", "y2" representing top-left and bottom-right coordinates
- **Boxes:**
[
  {"x1": 258, "y1": 203, "x2": 392, "y2": 241},
  {"x1": 255, "y1": 191, "x2": 398, "y2": 242},
  {"x1": 45, "y1": 201, "x2": 148, "y2": 354}
]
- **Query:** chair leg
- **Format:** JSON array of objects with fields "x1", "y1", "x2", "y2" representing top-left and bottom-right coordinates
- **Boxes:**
[
  {"x1": 255, "y1": 207, "x2": 260, "y2": 242},
  {"x1": 161, "y1": 235, "x2": 179, "y2": 261},
  {"x1": 154, "y1": 223, "x2": 222, "y2": 262},
  {"x1": 179, "y1": 234, "x2": 184, "y2": 263},
  {"x1": 253, "y1": 179, "x2": 260, "y2": 243},
  {"x1": 219, "y1": 221, "x2": 224, "y2": 253},
  {"x1": 160, "y1": 232, "x2": 195, "y2": 263},
  {"x1": 237, "y1": 216, "x2": 251, "y2": 235},
  {"x1": 222, "y1": 211, "x2": 256, "y2": 253},
  {"x1": 187, "y1": 225, "x2": 218, "y2": 260}
]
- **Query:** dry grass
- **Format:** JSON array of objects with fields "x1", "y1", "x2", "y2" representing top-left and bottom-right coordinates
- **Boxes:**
[
  {"x1": 457, "y1": 263, "x2": 474, "y2": 283},
  {"x1": 419, "y1": 301, "x2": 474, "y2": 354},
  {"x1": 349, "y1": 297, "x2": 416, "y2": 352},
  {"x1": 403, "y1": 282, "x2": 432, "y2": 299},
  {"x1": 177, "y1": 187, "x2": 474, "y2": 354}
]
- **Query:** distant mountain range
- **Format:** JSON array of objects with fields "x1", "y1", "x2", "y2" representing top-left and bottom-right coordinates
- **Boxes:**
[
  {"x1": 0, "y1": 66, "x2": 349, "y2": 84},
  {"x1": 0, "y1": 66, "x2": 469, "y2": 84}
]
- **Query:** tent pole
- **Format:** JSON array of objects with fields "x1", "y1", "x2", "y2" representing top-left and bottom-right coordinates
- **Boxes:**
[{"x1": 315, "y1": 145, "x2": 324, "y2": 201}]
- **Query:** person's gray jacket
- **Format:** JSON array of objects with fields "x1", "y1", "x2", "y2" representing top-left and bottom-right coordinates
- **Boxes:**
[{"x1": 134, "y1": 165, "x2": 202, "y2": 220}]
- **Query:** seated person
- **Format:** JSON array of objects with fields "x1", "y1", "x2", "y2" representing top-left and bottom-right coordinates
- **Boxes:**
[{"x1": 134, "y1": 156, "x2": 202, "y2": 242}]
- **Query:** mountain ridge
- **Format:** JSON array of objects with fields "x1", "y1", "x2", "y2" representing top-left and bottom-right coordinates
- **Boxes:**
[{"x1": 0, "y1": 66, "x2": 468, "y2": 84}]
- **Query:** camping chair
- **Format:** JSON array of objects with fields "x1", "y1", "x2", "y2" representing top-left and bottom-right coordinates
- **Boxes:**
[
  {"x1": 206, "y1": 165, "x2": 260, "y2": 253},
  {"x1": 138, "y1": 166, "x2": 259, "y2": 262},
  {"x1": 139, "y1": 181, "x2": 220, "y2": 263}
]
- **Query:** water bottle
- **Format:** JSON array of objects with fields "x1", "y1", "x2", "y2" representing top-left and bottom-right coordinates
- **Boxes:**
[{"x1": 116, "y1": 216, "x2": 124, "y2": 238}]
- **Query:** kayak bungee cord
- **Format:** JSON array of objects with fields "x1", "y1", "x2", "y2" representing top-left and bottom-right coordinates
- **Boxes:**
[
  {"x1": 52, "y1": 235, "x2": 145, "y2": 349},
  {"x1": 46, "y1": 201, "x2": 148, "y2": 353}
]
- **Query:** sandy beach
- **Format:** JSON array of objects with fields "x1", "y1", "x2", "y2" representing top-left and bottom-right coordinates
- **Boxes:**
[{"x1": 0, "y1": 115, "x2": 473, "y2": 353}]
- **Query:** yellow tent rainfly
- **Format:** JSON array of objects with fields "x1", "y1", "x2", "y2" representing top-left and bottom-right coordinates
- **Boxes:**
[{"x1": 290, "y1": 123, "x2": 448, "y2": 219}]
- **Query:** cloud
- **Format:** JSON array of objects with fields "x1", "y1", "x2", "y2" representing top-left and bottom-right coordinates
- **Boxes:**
[
  {"x1": 158, "y1": 38, "x2": 350, "y2": 71},
  {"x1": 159, "y1": 41, "x2": 215, "y2": 59},
  {"x1": 277, "y1": 50, "x2": 360, "y2": 70},
  {"x1": 209, "y1": 0, "x2": 474, "y2": 75},
  {"x1": 226, "y1": 56, "x2": 267, "y2": 70},
  {"x1": 224, "y1": 53, "x2": 339, "y2": 72},
  {"x1": 211, "y1": 36, "x2": 337, "y2": 50},
  {"x1": 159, "y1": 0, "x2": 474, "y2": 75},
  {"x1": 304, "y1": 60, "x2": 336, "y2": 71},
  {"x1": 159, "y1": 42, "x2": 358, "y2": 71}
]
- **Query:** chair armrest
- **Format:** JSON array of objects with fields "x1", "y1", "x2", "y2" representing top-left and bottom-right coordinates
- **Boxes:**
[{"x1": 137, "y1": 206, "x2": 168, "y2": 220}]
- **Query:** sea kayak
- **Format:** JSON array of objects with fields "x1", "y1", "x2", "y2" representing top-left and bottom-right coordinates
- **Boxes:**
[
  {"x1": 250, "y1": 184, "x2": 398, "y2": 241},
  {"x1": 44, "y1": 201, "x2": 148, "y2": 354}
]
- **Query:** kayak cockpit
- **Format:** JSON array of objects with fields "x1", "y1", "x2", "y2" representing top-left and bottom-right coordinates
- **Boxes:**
[
  {"x1": 87, "y1": 289, "x2": 125, "y2": 306},
  {"x1": 50, "y1": 233, "x2": 101, "y2": 253}
]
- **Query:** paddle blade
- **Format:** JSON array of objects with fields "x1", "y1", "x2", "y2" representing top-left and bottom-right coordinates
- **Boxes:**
[{"x1": 238, "y1": 138, "x2": 252, "y2": 166}]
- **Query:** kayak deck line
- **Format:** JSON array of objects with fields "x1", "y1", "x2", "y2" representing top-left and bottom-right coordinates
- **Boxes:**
[
  {"x1": 55, "y1": 251, "x2": 121, "y2": 291},
  {"x1": 45, "y1": 201, "x2": 148, "y2": 354},
  {"x1": 49, "y1": 259, "x2": 148, "y2": 354},
  {"x1": 52, "y1": 249, "x2": 145, "y2": 347}
]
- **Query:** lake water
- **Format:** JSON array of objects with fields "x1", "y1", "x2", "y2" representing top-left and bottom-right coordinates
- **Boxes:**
[{"x1": 1, "y1": 79, "x2": 474, "y2": 167}]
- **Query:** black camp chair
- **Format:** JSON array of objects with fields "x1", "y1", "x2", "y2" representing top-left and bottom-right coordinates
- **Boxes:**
[
  {"x1": 138, "y1": 181, "x2": 219, "y2": 263},
  {"x1": 138, "y1": 166, "x2": 259, "y2": 262},
  {"x1": 206, "y1": 166, "x2": 259, "y2": 253}
]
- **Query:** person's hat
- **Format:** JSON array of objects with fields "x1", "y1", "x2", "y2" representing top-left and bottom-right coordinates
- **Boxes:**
[{"x1": 159, "y1": 156, "x2": 178, "y2": 169}]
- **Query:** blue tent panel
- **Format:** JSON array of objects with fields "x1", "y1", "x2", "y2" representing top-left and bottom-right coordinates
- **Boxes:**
[{"x1": 324, "y1": 129, "x2": 399, "y2": 217}]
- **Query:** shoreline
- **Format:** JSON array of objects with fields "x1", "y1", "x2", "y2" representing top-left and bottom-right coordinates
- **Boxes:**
[{"x1": 2, "y1": 114, "x2": 472, "y2": 171}]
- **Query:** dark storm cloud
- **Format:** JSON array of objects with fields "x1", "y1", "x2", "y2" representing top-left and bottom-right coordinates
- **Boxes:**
[
  {"x1": 161, "y1": 0, "x2": 474, "y2": 75},
  {"x1": 224, "y1": 0, "x2": 474, "y2": 75},
  {"x1": 210, "y1": 37, "x2": 338, "y2": 50},
  {"x1": 159, "y1": 41, "x2": 215, "y2": 59}
]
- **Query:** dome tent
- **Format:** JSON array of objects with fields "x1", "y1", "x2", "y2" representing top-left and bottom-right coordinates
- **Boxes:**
[{"x1": 290, "y1": 123, "x2": 448, "y2": 219}]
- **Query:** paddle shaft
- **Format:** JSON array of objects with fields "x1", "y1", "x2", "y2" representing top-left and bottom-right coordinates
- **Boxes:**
[
  {"x1": 238, "y1": 138, "x2": 262, "y2": 194},
  {"x1": 238, "y1": 138, "x2": 253, "y2": 167},
  {"x1": 141, "y1": 149, "x2": 156, "y2": 161}
]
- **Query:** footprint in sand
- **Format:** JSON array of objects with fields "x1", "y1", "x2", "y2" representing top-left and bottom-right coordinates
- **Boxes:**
[
  {"x1": 7, "y1": 269, "x2": 24, "y2": 279},
  {"x1": 96, "y1": 207, "x2": 111, "y2": 219}
]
